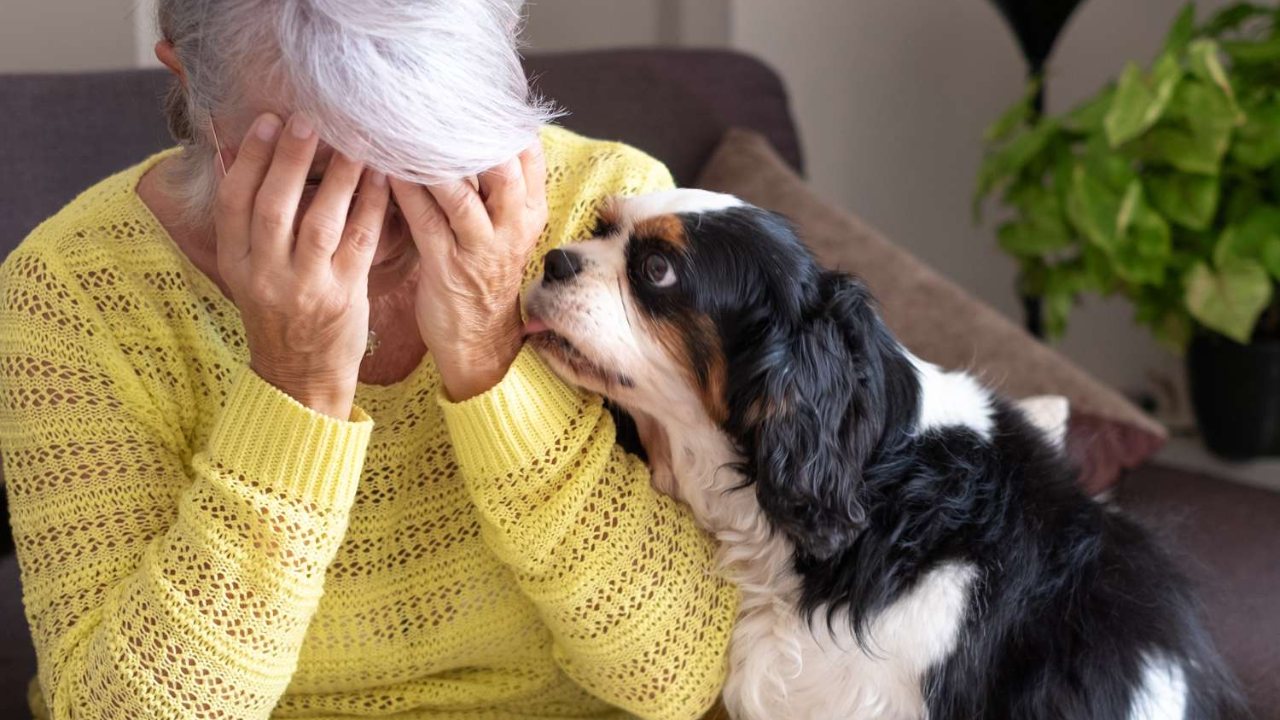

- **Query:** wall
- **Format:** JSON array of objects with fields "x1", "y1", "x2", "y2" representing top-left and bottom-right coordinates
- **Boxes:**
[
  {"x1": 522, "y1": 0, "x2": 728, "y2": 50},
  {"x1": 523, "y1": 0, "x2": 672, "y2": 51},
  {"x1": 0, "y1": 0, "x2": 140, "y2": 73}
]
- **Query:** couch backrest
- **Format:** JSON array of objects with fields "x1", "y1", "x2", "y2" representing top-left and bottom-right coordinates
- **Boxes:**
[{"x1": 0, "y1": 49, "x2": 803, "y2": 261}]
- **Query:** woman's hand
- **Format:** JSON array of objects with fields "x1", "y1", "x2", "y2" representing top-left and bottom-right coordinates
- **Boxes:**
[
  {"x1": 391, "y1": 142, "x2": 548, "y2": 401},
  {"x1": 214, "y1": 112, "x2": 390, "y2": 419}
]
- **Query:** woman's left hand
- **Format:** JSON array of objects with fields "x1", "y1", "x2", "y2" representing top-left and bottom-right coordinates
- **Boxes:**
[{"x1": 391, "y1": 142, "x2": 548, "y2": 401}]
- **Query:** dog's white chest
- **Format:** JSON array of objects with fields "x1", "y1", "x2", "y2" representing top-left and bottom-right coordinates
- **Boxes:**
[
  {"x1": 723, "y1": 563, "x2": 976, "y2": 720},
  {"x1": 660, "y1": 423, "x2": 977, "y2": 719}
]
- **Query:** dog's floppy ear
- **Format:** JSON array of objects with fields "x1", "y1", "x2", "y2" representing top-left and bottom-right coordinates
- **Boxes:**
[{"x1": 730, "y1": 272, "x2": 917, "y2": 561}]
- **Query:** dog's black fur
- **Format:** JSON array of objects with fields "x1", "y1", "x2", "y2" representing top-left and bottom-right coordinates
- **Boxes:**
[{"x1": 661, "y1": 206, "x2": 1249, "y2": 719}]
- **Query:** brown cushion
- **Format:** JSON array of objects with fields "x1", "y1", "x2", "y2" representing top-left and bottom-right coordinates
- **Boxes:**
[{"x1": 694, "y1": 128, "x2": 1166, "y2": 493}]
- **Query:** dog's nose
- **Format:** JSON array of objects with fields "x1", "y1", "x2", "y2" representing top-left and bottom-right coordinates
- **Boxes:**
[{"x1": 543, "y1": 248, "x2": 582, "y2": 284}]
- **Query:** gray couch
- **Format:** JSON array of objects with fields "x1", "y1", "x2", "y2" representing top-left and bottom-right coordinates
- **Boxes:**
[{"x1": 1, "y1": 49, "x2": 1276, "y2": 719}]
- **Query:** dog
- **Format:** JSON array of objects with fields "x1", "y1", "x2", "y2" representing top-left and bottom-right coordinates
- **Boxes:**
[{"x1": 522, "y1": 189, "x2": 1247, "y2": 720}]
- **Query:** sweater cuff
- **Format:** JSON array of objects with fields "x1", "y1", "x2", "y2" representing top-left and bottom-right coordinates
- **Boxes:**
[
  {"x1": 438, "y1": 345, "x2": 590, "y2": 478},
  {"x1": 206, "y1": 365, "x2": 374, "y2": 508}
]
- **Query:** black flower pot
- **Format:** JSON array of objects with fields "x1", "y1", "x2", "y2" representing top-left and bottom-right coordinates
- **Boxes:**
[{"x1": 1187, "y1": 333, "x2": 1280, "y2": 459}]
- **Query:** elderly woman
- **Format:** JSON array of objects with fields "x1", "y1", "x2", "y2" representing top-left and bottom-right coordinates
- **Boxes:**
[{"x1": 0, "y1": 1, "x2": 735, "y2": 718}]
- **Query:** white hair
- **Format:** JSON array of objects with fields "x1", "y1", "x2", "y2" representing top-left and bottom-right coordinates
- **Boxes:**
[{"x1": 158, "y1": 0, "x2": 559, "y2": 223}]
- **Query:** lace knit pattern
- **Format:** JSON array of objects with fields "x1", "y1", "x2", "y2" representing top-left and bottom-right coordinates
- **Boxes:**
[{"x1": 0, "y1": 125, "x2": 736, "y2": 720}]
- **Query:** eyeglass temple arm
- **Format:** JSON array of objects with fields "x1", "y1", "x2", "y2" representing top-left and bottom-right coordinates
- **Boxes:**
[{"x1": 208, "y1": 116, "x2": 229, "y2": 178}]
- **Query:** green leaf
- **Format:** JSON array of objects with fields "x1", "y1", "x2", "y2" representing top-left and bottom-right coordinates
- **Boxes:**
[
  {"x1": 1082, "y1": 242, "x2": 1119, "y2": 292},
  {"x1": 1117, "y1": 180, "x2": 1143, "y2": 232},
  {"x1": 1139, "y1": 80, "x2": 1240, "y2": 173},
  {"x1": 1120, "y1": 214, "x2": 1173, "y2": 286},
  {"x1": 1164, "y1": 3, "x2": 1197, "y2": 54},
  {"x1": 1064, "y1": 86, "x2": 1115, "y2": 133},
  {"x1": 1230, "y1": 95, "x2": 1280, "y2": 169},
  {"x1": 1104, "y1": 58, "x2": 1183, "y2": 147},
  {"x1": 1065, "y1": 172, "x2": 1171, "y2": 285},
  {"x1": 1106, "y1": 64, "x2": 1154, "y2": 147},
  {"x1": 1269, "y1": 164, "x2": 1280, "y2": 200},
  {"x1": 1140, "y1": 125, "x2": 1230, "y2": 174},
  {"x1": 1049, "y1": 139, "x2": 1077, "y2": 209},
  {"x1": 974, "y1": 120, "x2": 1059, "y2": 214},
  {"x1": 1145, "y1": 173, "x2": 1220, "y2": 230},
  {"x1": 1200, "y1": 3, "x2": 1272, "y2": 36},
  {"x1": 1224, "y1": 178, "x2": 1262, "y2": 225},
  {"x1": 1168, "y1": 77, "x2": 1243, "y2": 128},
  {"x1": 1171, "y1": 237, "x2": 1217, "y2": 274},
  {"x1": 1135, "y1": 284, "x2": 1195, "y2": 350},
  {"x1": 1043, "y1": 284, "x2": 1074, "y2": 338},
  {"x1": 999, "y1": 222, "x2": 1072, "y2": 258},
  {"x1": 1222, "y1": 37, "x2": 1280, "y2": 65},
  {"x1": 1151, "y1": 51, "x2": 1185, "y2": 112},
  {"x1": 1187, "y1": 40, "x2": 1236, "y2": 103},
  {"x1": 1113, "y1": 181, "x2": 1173, "y2": 285},
  {"x1": 1041, "y1": 263, "x2": 1093, "y2": 338},
  {"x1": 985, "y1": 78, "x2": 1042, "y2": 143},
  {"x1": 1082, "y1": 133, "x2": 1138, "y2": 192},
  {"x1": 1184, "y1": 257, "x2": 1274, "y2": 342},
  {"x1": 998, "y1": 121, "x2": 1059, "y2": 176},
  {"x1": 1215, "y1": 205, "x2": 1280, "y2": 279},
  {"x1": 1065, "y1": 163, "x2": 1123, "y2": 248},
  {"x1": 997, "y1": 185, "x2": 1074, "y2": 257}
]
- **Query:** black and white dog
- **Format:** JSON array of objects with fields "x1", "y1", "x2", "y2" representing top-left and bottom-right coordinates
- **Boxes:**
[{"x1": 522, "y1": 190, "x2": 1247, "y2": 720}]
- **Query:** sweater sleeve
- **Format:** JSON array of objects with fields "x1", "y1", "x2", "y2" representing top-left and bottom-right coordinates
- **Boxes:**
[
  {"x1": 438, "y1": 142, "x2": 738, "y2": 720},
  {"x1": 0, "y1": 247, "x2": 373, "y2": 719}
]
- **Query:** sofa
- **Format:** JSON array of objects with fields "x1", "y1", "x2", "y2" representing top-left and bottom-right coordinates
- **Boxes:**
[{"x1": 1, "y1": 49, "x2": 1276, "y2": 718}]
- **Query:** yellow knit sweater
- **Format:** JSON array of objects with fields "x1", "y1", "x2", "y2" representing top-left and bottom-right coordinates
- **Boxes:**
[{"x1": 0, "y1": 126, "x2": 736, "y2": 720}]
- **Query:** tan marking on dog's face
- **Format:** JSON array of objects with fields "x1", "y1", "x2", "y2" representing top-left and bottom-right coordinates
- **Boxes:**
[
  {"x1": 643, "y1": 311, "x2": 729, "y2": 424},
  {"x1": 594, "y1": 199, "x2": 624, "y2": 236},
  {"x1": 631, "y1": 214, "x2": 689, "y2": 251}
]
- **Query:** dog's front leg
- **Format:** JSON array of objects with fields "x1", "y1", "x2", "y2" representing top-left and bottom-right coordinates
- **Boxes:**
[{"x1": 632, "y1": 409, "x2": 679, "y2": 500}]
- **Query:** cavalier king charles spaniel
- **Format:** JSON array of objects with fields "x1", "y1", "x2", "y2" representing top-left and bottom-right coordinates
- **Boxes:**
[{"x1": 523, "y1": 190, "x2": 1246, "y2": 720}]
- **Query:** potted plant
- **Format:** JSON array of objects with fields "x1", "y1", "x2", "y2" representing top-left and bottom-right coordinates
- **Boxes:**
[{"x1": 975, "y1": 2, "x2": 1280, "y2": 459}]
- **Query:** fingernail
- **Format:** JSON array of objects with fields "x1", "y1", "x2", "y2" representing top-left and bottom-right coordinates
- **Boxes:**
[
  {"x1": 370, "y1": 171, "x2": 387, "y2": 188},
  {"x1": 254, "y1": 114, "x2": 282, "y2": 141},
  {"x1": 290, "y1": 112, "x2": 315, "y2": 139}
]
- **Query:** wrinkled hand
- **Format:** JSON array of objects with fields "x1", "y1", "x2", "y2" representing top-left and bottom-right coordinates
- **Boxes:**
[
  {"x1": 214, "y1": 112, "x2": 389, "y2": 419},
  {"x1": 391, "y1": 142, "x2": 548, "y2": 401}
]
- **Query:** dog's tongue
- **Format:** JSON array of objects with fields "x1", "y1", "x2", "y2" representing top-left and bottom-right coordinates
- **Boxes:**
[{"x1": 523, "y1": 316, "x2": 550, "y2": 336}]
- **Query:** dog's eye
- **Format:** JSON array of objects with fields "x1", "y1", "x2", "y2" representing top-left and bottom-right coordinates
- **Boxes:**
[{"x1": 641, "y1": 253, "x2": 677, "y2": 288}]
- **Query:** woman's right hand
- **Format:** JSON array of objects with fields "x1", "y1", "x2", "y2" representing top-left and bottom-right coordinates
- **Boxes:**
[{"x1": 213, "y1": 112, "x2": 389, "y2": 419}]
